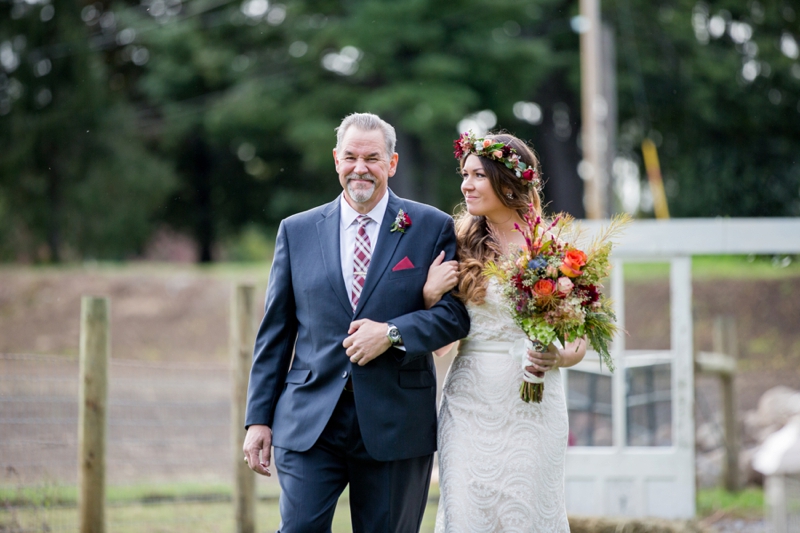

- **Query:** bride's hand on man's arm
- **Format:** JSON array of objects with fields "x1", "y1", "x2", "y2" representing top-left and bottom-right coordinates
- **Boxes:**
[
  {"x1": 423, "y1": 251, "x2": 459, "y2": 310},
  {"x1": 525, "y1": 337, "x2": 587, "y2": 373},
  {"x1": 424, "y1": 251, "x2": 460, "y2": 357}
]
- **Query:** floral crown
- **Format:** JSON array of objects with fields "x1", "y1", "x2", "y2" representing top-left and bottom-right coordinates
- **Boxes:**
[{"x1": 453, "y1": 131, "x2": 539, "y2": 185}]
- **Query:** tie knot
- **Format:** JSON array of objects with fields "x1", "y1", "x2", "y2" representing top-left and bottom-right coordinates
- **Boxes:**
[{"x1": 356, "y1": 215, "x2": 371, "y2": 228}]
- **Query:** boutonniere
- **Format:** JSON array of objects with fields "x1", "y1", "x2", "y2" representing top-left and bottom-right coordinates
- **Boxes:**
[{"x1": 390, "y1": 209, "x2": 412, "y2": 233}]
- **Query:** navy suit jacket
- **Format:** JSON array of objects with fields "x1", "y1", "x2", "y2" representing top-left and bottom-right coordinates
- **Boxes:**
[{"x1": 244, "y1": 190, "x2": 470, "y2": 462}]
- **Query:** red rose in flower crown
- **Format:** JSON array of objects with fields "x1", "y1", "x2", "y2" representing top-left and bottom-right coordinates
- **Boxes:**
[
  {"x1": 390, "y1": 209, "x2": 412, "y2": 233},
  {"x1": 522, "y1": 168, "x2": 538, "y2": 182}
]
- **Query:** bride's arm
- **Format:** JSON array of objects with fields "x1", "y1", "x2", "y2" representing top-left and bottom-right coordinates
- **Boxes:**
[
  {"x1": 423, "y1": 251, "x2": 459, "y2": 310},
  {"x1": 423, "y1": 251, "x2": 461, "y2": 356},
  {"x1": 526, "y1": 337, "x2": 587, "y2": 372},
  {"x1": 433, "y1": 341, "x2": 458, "y2": 358}
]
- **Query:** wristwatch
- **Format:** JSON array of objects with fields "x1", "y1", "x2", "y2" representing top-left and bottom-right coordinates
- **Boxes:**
[{"x1": 386, "y1": 323, "x2": 403, "y2": 347}]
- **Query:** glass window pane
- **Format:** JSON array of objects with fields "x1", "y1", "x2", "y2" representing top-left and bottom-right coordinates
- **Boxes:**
[
  {"x1": 626, "y1": 363, "x2": 672, "y2": 446},
  {"x1": 566, "y1": 369, "x2": 613, "y2": 446}
]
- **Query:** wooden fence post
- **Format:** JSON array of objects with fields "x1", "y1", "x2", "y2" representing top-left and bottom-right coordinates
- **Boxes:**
[
  {"x1": 78, "y1": 296, "x2": 110, "y2": 533},
  {"x1": 231, "y1": 284, "x2": 256, "y2": 533},
  {"x1": 713, "y1": 315, "x2": 740, "y2": 492}
]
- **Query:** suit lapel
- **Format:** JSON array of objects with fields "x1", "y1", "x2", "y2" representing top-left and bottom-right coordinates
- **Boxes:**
[
  {"x1": 354, "y1": 191, "x2": 405, "y2": 317},
  {"x1": 317, "y1": 198, "x2": 353, "y2": 315}
]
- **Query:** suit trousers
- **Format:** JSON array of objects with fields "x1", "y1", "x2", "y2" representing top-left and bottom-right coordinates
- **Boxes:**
[{"x1": 274, "y1": 389, "x2": 434, "y2": 533}]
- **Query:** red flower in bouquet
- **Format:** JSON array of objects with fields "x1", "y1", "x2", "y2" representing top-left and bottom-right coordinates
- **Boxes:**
[
  {"x1": 533, "y1": 279, "x2": 556, "y2": 298},
  {"x1": 581, "y1": 284, "x2": 601, "y2": 306},
  {"x1": 560, "y1": 249, "x2": 587, "y2": 277}
]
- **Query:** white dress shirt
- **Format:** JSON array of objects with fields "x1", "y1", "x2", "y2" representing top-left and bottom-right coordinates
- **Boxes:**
[{"x1": 339, "y1": 191, "x2": 389, "y2": 296}]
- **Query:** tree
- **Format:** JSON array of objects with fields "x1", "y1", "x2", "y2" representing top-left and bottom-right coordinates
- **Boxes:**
[
  {"x1": 608, "y1": 0, "x2": 800, "y2": 217},
  {"x1": 5, "y1": 0, "x2": 793, "y2": 263},
  {"x1": 0, "y1": 0, "x2": 175, "y2": 261},
  {"x1": 266, "y1": 0, "x2": 568, "y2": 210},
  {"x1": 122, "y1": 0, "x2": 581, "y2": 261},
  {"x1": 119, "y1": 0, "x2": 305, "y2": 261}
]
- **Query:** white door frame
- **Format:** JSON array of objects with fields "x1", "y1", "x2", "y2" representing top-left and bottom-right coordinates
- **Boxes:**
[{"x1": 564, "y1": 218, "x2": 800, "y2": 519}]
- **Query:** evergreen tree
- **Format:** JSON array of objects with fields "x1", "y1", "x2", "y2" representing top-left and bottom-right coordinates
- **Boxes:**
[
  {"x1": 609, "y1": 0, "x2": 800, "y2": 217},
  {"x1": 0, "y1": 0, "x2": 175, "y2": 261}
]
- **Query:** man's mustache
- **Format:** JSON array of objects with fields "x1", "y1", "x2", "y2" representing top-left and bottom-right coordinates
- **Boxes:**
[{"x1": 346, "y1": 173, "x2": 376, "y2": 183}]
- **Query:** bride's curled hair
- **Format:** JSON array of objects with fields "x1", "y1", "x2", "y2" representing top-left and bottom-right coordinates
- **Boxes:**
[{"x1": 454, "y1": 134, "x2": 543, "y2": 305}]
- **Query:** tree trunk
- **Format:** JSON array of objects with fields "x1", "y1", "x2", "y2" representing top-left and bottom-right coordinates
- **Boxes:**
[
  {"x1": 531, "y1": 74, "x2": 586, "y2": 218},
  {"x1": 46, "y1": 157, "x2": 62, "y2": 263},
  {"x1": 393, "y1": 130, "x2": 437, "y2": 204},
  {"x1": 189, "y1": 135, "x2": 214, "y2": 263},
  {"x1": 392, "y1": 130, "x2": 415, "y2": 200}
]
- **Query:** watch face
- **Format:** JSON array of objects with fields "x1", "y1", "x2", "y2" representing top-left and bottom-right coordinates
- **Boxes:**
[{"x1": 388, "y1": 326, "x2": 401, "y2": 343}]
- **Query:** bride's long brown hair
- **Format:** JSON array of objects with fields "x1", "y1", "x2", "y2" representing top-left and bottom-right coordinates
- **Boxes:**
[{"x1": 454, "y1": 134, "x2": 543, "y2": 305}]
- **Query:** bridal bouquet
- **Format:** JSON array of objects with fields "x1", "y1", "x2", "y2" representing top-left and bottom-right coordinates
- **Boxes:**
[{"x1": 484, "y1": 208, "x2": 630, "y2": 402}]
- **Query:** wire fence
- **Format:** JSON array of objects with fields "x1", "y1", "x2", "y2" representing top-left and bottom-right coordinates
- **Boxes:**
[
  {"x1": 0, "y1": 352, "x2": 272, "y2": 532},
  {"x1": 0, "y1": 351, "x2": 756, "y2": 532}
]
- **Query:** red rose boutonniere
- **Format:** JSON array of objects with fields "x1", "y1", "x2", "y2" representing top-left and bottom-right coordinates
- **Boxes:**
[{"x1": 390, "y1": 209, "x2": 412, "y2": 233}]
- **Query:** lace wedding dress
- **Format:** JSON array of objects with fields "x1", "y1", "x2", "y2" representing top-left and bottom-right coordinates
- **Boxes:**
[{"x1": 435, "y1": 280, "x2": 570, "y2": 533}]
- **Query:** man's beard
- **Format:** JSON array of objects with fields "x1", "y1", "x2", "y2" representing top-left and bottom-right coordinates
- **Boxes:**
[{"x1": 346, "y1": 173, "x2": 377, "y2": 204}]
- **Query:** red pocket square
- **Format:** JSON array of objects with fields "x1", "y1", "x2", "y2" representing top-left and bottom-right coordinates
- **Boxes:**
[{"x1": 392, "y1": 257, "x2": 415, "y2": 271}]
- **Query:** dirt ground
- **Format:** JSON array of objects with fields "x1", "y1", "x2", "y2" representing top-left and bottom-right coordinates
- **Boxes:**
[
  {"x1": 0, "y1": 266, "x2": 237, "y2": 362},
  {"x1": 625, "y1": 276, "x2": 800, "y2": 421}
]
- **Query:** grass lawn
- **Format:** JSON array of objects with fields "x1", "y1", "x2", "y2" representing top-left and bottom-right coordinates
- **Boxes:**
[
  {"x1": 2, "y1": 482, "x2": 762, "y2": 532},
  {"x1": 696, "y1": 486, "x2": 765, "y2": 520},
  {"x1": 622, "y1": 253, "x2": 800, "y2": 281},
  {"x1": 1, "y1": 482, "x2": 441, "y2": 533},
  {"x1": 3, "y1": 252, "x2": 798, "y2": 281}
]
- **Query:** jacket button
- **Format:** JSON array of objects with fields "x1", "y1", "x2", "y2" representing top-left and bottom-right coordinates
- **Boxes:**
[{"x1": 342, "y1": 371, "x2": 348, "y2": 378}]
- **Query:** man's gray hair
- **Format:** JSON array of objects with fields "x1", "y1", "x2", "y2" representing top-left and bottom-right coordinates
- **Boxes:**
[{"x1": 335, "y1": 113, "x2": 397, "y2": 157}]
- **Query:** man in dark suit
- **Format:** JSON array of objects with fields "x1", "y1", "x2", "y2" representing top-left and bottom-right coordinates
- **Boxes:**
[{"x1": 243, "y1": 112, "x2": 470, "y2": 533}]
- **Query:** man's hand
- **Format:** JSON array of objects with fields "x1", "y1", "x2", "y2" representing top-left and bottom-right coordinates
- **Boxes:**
[
  {"x1": 242, "y1": 424, "x2": 273, "y2": 477},
  {"x1": 343, "y1": 319, "x2": 392, "y2": 366}
]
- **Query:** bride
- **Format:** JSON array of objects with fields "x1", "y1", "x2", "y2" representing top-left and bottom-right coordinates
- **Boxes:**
[{"x1": 423, "y1": 133, "x2": 587, "y2": 532}]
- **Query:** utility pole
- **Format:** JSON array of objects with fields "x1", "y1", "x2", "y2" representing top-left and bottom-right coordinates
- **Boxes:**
[
  {"x1": 579, "y1": 0, "x2": 606, "y2": 219},
  {"x1": 602, "y1": 24, "x2": 618, "y2": 215}
]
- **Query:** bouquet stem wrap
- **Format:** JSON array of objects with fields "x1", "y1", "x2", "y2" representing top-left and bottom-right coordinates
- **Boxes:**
[{"x1": 510, "y1": 338, "x2": 545, "y2": 403}]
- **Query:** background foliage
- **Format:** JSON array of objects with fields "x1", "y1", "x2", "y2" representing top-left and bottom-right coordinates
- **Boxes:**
[{"x1": 0, "y1": 0, "x2": 798, "y2": 262}]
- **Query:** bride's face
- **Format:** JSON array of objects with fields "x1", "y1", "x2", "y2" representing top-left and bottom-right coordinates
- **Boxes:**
[{"x1": 461, "y1": 155, "x2": 514, "y2": 221}]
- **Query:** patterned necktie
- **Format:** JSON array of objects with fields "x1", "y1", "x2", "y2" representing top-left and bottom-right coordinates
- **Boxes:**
[{"x1": 351, "y1": 215, "x2": 372, "y2": 311}]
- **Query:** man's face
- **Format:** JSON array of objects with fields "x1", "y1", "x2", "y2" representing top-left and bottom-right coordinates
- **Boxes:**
[{"x1": 333, "y1": 127, "x2": 398, "y2": 213}]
